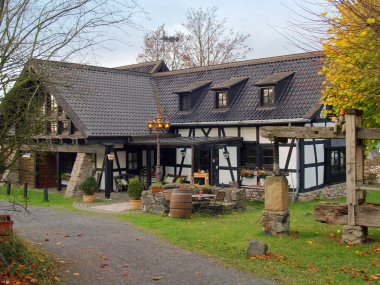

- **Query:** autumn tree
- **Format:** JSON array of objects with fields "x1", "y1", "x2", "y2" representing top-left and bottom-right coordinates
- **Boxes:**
[
  {"x1": 137, "y1": 7, "x2": 252, "y2": 69},
  {"x1": 0, "y1": 0, "x2": 142, "y2": 182},
  {"x1": 320, "y1": 0, "x2": 380, "y2": 128}
]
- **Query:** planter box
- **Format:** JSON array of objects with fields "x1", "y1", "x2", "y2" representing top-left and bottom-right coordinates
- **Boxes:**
[
  {"x1": 0, "y1": 215, "x2": 13, "y2": 236},
  {"x1": 61, "y1": 180, "x2": 69, "y2": 186},
  {"x1": 242, "y1": 176, "x2": 258, "y2": 186}
]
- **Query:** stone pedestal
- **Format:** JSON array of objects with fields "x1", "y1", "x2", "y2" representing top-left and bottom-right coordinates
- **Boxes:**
[
  {"x1": 262, "y1": 176, "x2": 290, "y2": 235},
  {"x1": 262, "y1": 210, "x2": 290, "y2": 235},
  {"x1": 342, "y1": 225, "x2": 368, "y2": 244},
  {"x1": 141, "y1": 190, "x2": 169, "y2": 215}
]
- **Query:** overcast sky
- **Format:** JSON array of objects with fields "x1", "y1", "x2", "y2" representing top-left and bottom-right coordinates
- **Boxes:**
[{"x1": 92, "y1": 0, "x2": 321, "y2": 68}]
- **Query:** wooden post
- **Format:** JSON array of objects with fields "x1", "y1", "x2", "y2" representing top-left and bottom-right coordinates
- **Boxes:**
[
  {"x1": 104, "y1": 145, "x2": 114, "y2": 199},
  {"x1": 147, "y1": 146, "x2": 152, "y2": 188},
  {"x1": 191, "y1": 145, "x2": 195, "y2": 184},
  {"x1": 355, "y1": 113, "x2": 365, "y2": 204},
  {"x1": 6, "y1": 181, "x2": 11, "y2": 195},
  {"x1": 43, "y1": 188, "x2": 49, "y2": 202},
  {"x1": 273, "y1": 137, "x2": 280, "y2": 176},
  {"x1": 23, "y1": 183, "x2": 28, "y2": 199},
  {"x1": 56, "y1": 152, "x2": 62, "y2": 192},
  {"x1": 345, "y1": 109, "x2": 360, "y2": 226}
]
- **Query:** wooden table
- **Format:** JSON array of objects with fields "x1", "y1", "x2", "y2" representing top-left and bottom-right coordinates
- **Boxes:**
[{"x1": 191, "y1": 194, "x2": 216, "y2": 201}]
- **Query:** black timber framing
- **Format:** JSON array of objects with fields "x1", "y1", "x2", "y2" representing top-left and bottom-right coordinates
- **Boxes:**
[
  {"x1": 104, "y1": 145, "x2": 114, "y2": 199},
  {"x1": 312, "y1": 139, "x2": 319, "y2": 185},
  {"x1": 56, "y1": 152, "x2": 63, "y2": 192},
  {"x1": 284, "y1": 138, "x2": 295, "y2": 171},
  {"x1": 221, "y1": 128, "x2": 235, "y2": 182}
]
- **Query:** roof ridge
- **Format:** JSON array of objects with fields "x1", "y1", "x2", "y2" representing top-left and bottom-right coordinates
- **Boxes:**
[
  {"x1": 31, "y1": 59, "x2": 151, "y2": 77},
  {"x1": 152, "y1": 51, "x2": 324, "y2": 77}
]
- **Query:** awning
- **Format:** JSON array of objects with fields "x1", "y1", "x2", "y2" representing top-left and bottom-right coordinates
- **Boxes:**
[{"x1": 129, "y1": 136, "x2": 242, "y2": 147}]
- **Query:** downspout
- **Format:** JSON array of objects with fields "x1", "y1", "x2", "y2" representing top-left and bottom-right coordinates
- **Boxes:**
[{"x1": 295, "y1": 138, "x2": 301, "y2": 200}]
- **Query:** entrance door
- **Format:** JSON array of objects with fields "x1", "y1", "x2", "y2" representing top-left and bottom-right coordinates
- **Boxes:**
[
  {"x1": 37, "y1": 153, "x2": 57, "y2": 188},
  {"x1": 325, "y1": 147, "x2": 346, "y2": 184},
  {"x1": 195, "y1": 148, "x2": 216, "y2": 185}
]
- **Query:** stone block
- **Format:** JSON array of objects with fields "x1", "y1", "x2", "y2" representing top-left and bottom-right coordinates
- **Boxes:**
[
  {"x1": 246, "y1": 240, "x2": 268, "y2": 257},
  {"x1": 262, "y1": 210, "x2": 290, "y2": 235},
  {"x1": 264, "y1": 176, "x2": 289, "y2": 211},
  {"x1": 342, "y1": 225, "x2": 368, "y2": 244}
]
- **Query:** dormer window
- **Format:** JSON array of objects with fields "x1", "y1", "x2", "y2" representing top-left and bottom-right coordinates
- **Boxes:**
[
  {"x1": 175, "y1": 80, "x2": 212, "y2": 112},
  {"x1": 261, "y1": 87, "x2": 274, "y2": 106},
  {"x1": 216, "y1": 91, "x2": 228, "y2": 109},
  {"x1": 179, "y1": 94, "x2": 191, "y2": 111}
]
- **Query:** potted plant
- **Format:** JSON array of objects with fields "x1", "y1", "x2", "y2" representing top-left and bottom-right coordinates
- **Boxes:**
[
  {"x1": 150, "y1": 182, "x2": 164, "y2": 193},
  {"x1": 80, "y1": 176, "x2": 98, "y2": 203},
  {"x1": 128, "y1": 178, "x2": 144, "y2": 210},
  {"x1": 0, "y1": 214, "x2": 13, "y2": 236}
]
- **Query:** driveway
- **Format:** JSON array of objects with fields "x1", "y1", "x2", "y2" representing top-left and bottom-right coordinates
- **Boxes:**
[{"x1": 8, "y1": 204, "x2": 277, "y2": 285}]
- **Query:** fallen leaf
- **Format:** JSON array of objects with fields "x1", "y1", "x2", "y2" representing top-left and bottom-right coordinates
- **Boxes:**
[
  {"x1": 73, "y1": 272, "x2": 80, "y2": 276},
  {"x1": 152, "y1": 276, "x2": 162, "y2": 280},
  {"x1": 64, "y1": 234, "x2": 70, "y2": 237},
  {"x1": 307, "y1": 241, "x2": 313, "y2": 245},
  {"x1": 123, "y1": 272, "x2": 129, "y2": 277},
  {"x1": 100, "y1": 255, "x2": 109, "y2": 260},
  {"x1": 100, "y1": 263, "x2": 108, "y2": 268},
  {"x1": 44, "y1": 238, "x2": 49, "y2": 242}
]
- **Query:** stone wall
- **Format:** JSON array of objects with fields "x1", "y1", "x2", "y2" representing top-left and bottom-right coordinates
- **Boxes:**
[
  {"x1": 141, "y1": 190, "x2": 169, "y2": 215},
  {"x1": 65, "y1": 153, "x2": 93, "y2": 197},
  {"x1": 297, "y1": 183, "x2": 346, "y2": 202}
]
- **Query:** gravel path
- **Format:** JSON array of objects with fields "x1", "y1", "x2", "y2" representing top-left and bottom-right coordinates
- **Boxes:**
[{"x1": 8, "y1": 204, "x2": 277, "y2": 285}]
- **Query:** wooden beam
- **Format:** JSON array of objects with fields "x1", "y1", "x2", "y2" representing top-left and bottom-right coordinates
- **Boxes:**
[
  {"x1": 23, "y1": 144, "x2": 104, "y2": 154},
  {"x1": 356, "y1": 184, "x2": 380, "y2": 191},
  {"x1": 314, "y1": 203, "x2": 380, "y2": 227},
  {"x1": 260, "y1": 126, "x2": 380, "y2": 140},
  {"x1": 346, "y1": 111, "x2": 357, "y2": 225}
]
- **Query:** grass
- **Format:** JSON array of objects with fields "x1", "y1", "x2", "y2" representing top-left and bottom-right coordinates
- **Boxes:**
[
  {"x1": 0, "y1": 186, "x2": 76, "y2": 211},
  {"x1": 118, "y1": 190, "x2": 380, "y2": 285},
  {"x1": 0, "y1": 234, "x2": 59, "y2": 284}
]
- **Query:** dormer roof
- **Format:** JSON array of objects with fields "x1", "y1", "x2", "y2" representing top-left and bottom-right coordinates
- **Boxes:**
[
  {"x1": 254, "y1": 71, "x2": 295, "y2": 86},
  {"x1": 175, "y1": 80, "x2": 212, "y2": 94},
  {"x1": 210, "y1": 76, "x2": 249, "y2": 90}
]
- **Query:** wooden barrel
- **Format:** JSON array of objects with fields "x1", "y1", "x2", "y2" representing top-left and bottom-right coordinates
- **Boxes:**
[{"x1": 170, "y1": 189, "x2": 192, "y2": 218}]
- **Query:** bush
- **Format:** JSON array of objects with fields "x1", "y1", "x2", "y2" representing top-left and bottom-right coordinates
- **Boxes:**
[
  {"x1": 79, "y1": 176, "x2": 98, "y2": 195},
  {"x1": 128, "y1": 178, "x2": 144, "y2": 200},
  {"x1": 150, "y1": 182, "x2": 164, "y2": 189}
]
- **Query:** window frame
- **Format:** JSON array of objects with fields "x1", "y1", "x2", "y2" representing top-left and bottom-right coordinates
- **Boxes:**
[
  {"x1": 179, "y1": 94, "x2": 191, "y2": 111},
  {"x1": 261, "y1": 86, "x2": 275, "y2": 106},
  {"x1": 215, "y1": 91, "x2": 228, "y2": 109},
  {"x1": 243, "y1": 143, "x2": 258, "y2": 168},
  {"x1": 261, "y1": 146, "x2": 274, "y2": 169}
]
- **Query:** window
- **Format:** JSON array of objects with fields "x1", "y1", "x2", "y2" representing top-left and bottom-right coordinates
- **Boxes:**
[
  {"x1": 128, "y1": 152, "x2": 138, "y2": 170},
  {"x1": 261, "y1": 147, "x2": 274, "y2": 167},
  {"x1": 243, "y1": 144, "x2": 257, "y2": 167},
  {"x1": 47, "y1": 121, "x2": 57, "y2": 135},
  {"x1": 331, "y1": 150, "x2": 345, "y2": 173},
  {"x1": 261, "y1": 87, "x2": 275, "y2": 106},
  {"x1": 216, "y1": 91, "x2": 228, "y2": 108},
  {"x1": 179, "y1": 94, "x2": 191, "y2": 111}
]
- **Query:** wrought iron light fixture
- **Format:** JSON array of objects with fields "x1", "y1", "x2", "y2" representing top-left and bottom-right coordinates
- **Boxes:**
[{"x1": 223, "y1": 150, "x2": 229, "y2": 159}]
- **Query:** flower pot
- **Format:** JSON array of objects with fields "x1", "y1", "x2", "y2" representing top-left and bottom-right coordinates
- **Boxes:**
[
  {"x1": 0, "y1": 215, "x2": 13, "y2": 236},
  {"x1": 130, "y1": 199, "x2": 141, "y2": 210},
  {"x1": 83, "y1": 194, "x2": 96, "y2": 203},
  {"x1": 242, "y1": 175, "x2": 258, "y2": 186},
  {"x1": 151, "y1": 187, "x2": 164, "y2": 193}
]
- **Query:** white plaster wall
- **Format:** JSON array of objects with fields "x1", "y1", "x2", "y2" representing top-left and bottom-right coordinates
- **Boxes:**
[
  {"x1": 318, "y1": 166, "x2": 324, "y2": 185},
  {"x1": 165, "y1": 166, "x2": 175, "y2": 176},
  {"x1": 304, "y1": 145, "x2": 316, "y2": 164},
  {"x1": 224, "y1": 127, "x2": 238, "y2": 137},
  {"x1": 177, "y1": 148, "x2": 192, "y2": 165},
  {"x1": 219, "y1": 169, "x2": 238, "y2": 184},
  {"x1": 313, "y1": 122, "x2": 326, "y2": 127},
  {"x1": 286, "y1": 172, "x2": 298, "y2": 189},
  {"x1": 279, "y1": 146, "x2": 295, "y2": 169},
  {"x1": 219, "y1": 146, "x2": 237, "y2": 167},
  {"x1": 304, "y1": 167, "x2": 317, "y2": 188},
  {"x1": 316, "y1": 144, "x2": 325, "y2": 163},
  {"x1": 96, "y1": 152, "x2": 104, "y2": 169},
  {"x1": 195, "y1": 128, "x2": 203, "y2": 137},
  {"x1": 115, "y1": 151, "x2": 126, "y2": 168},
  {"x1": 178, "y1": 129, "x2": 189, "y2": 137},
  {"x1": 208, "y1": 128, "x2": 219, "y2": 137},
  {"x1": 240, "y1": 127, "x2": 256, "y2": 141},
  {"x1": 180, "y1": 168, "x2": 191, "y2": 181}
]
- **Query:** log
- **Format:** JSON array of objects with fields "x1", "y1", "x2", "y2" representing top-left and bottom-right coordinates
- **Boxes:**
[
  {"x1": 314, "y1": 203, "x2": 380, "y2": 227},
  {"x1": 314, "y1": 203, "x2": 348, "y2": 225},
  {"x1": 260, "y1": 126, "x2": 380, "y2": 140}
]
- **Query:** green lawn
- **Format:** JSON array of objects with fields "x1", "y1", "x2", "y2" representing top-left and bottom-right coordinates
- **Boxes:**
[
  {"x1": 0, "y1": 186, "x2": 76, "y2": 210},
  {"x1": 119, "y1": 191, "x2": 380, "y2": 285},
  {"x1": 1, "y1": 185, "x2": 379, "y2": 284}
]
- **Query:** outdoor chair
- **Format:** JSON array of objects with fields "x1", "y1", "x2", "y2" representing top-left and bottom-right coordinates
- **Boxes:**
[
  {"x1": 206, "y1": 191, "x2": 226, "y2": 212},
  {"x1": 114, "y1": 175, "x2": 128, "y2": 192}
]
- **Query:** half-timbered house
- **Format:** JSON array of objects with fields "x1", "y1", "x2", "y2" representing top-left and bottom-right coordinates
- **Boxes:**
[{"x1": 16, "y1": 51, "x2": 346, "y2": 198}]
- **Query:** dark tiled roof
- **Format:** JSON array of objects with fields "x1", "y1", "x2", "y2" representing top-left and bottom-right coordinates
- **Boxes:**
[
  {"x1": 32, "y1": 60, "x2": 158, "y2": 137},
  {"x1": 254, "y1": 71, "x2": 295, "y2": 86},
  {"x1": 154, "y1": 51, "x2": 324, "y2": 125},
  {"x1": 114, "y1": 60, "x2": 168, "y2": 73},
  {"x1": 175, "y1": 80, "x2": 212, "y2": 94},
  {"x1": 210, "y1": 76, "x2": 249, "y2": 90}
]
